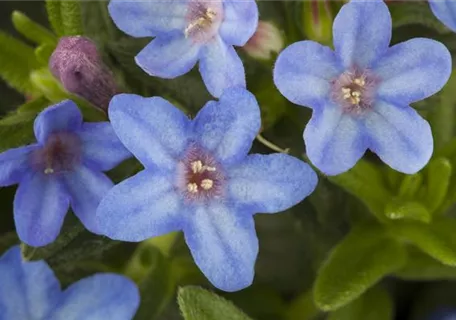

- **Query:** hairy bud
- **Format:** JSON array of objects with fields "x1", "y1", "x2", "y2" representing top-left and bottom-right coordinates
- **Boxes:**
[{"x1": 49, "y1": 36, "x2": 118, "y2": 111}]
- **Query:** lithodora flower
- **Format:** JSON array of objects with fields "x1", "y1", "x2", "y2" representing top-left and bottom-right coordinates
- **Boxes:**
[
  {"x1": 0, "y1": 101, "x2": 130, "y2": 246},
  {"x1": 274, "y1": 0, "x2": 452, "y2": 175},
  {"x1": 95, "y1": 88, "x2": 318, "y2": 292},
  {"x1": 108, "y1": 0, "x2": 258, "y2": 97}
]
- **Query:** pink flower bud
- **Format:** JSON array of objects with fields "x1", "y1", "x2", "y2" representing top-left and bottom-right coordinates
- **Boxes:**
[
  {"x1": 49, "y1": 36, "x2": 119, "y2": 112},
  {"x1": 242, "y1": 21, "x2": 284, "y2": 60}
]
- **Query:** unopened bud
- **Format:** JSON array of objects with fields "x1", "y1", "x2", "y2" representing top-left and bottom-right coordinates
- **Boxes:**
[
  {"x1": 303, "y1": 0, "x2": 333, "y2": 45},
  {"x1": 242, "y1": 21, "x2": 284, "y2": 60},
  {"x1": 49, "y1": 36, "x2": 118, "y2": 112}
]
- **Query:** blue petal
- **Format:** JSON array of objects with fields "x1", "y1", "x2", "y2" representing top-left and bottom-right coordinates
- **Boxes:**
[
  {"x1": 62, "y1": 166, "x2": 114, "y2": 234},
  {"x1": 79, "y1": 122, "x2": 131, "y2": 171},
  {"x1": 374, "y1": 38, "x2": 451, "y2": 105},
  {"x1": 0, "y1": 246, "x2": 60, "y2": 320},
  {"x1": 219, "y1": 0, "x2": 259, "y2": 46},
  {"x1": 228, "y1": 154, "x2": 317, "y2": 213},
  {"x1": 0, "y1": 145, "x2": 37, "y2": 187},
  {"x1": 193, "y1": 87, "x2": 260, "y2": 165},
  {"x1": 184, "y1": 203, "x2": 258, "y2": 292},
  {"x1": 199, "y1": 36, "x2": 245, "y2": 98},
  {"x1": 108, "y1": 0, "x2": 188, "y2": 37},
  {"x1": 48, "y1": 273, "x2": 139, "y2": 320},
  {"x1": 34, "y1": 100, "x2": 82, "y2": 144},
  {"x1": 273, "y1": 41, "x2": 342, "y2": 109},
  {"x1": 96, "y1": 170, "x2": 183, "y2": 242},
  {"x1": 108, "y1": 94, "x2": 190, "y2": 170},
  {"x1": 14, "y1": 172, "x2": 70, "y2": 246},
  {"x1": 333, "y1": 0, "x2": 391, "y2": 68},
  {"x1": 429, "y1": 0, "x2": 456, "y2": 32},
  {"x1": 135, "y1": 33, "x2": 201, "y2": 79},
  {"x1": 304, "y1": 103, "x2": 367, "y2": 176},
  {"x1": 365, "y1": 100, "x2": 433, "y2": 174}
]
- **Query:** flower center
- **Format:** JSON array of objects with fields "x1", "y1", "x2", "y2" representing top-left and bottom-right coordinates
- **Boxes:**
[
  {"x1": 184, "y1": 0, "x2": 223, "y2": 43},
  {"x1": 177, "y1": 145, "x2": 225, "y2": 202},
  {"x1": 30, "y1": 132, "x2": 82, "y2": 175},
  {"x1": 330, "y1": 67, "x2": 379, "y2": 114}
]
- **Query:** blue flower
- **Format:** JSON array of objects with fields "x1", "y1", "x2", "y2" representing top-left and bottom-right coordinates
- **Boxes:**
[
  {"x1": 95, "y1": 88, "x2": 318, "y2": 292},
  {"x1": 429, "y1": 0, "x2": 456, "y2": 32},
  {"x1": 0, "y1": 100, "x2": 131, "y2": 246},
  {"x1": 108, "y1": 0, "x2": 258, "y2": 98},
  {"x1": 0, "y1": 245, "x2": 139, "y2": 319},
  {"x1": 426, "y1": 308, "x2": 456, "y2": 320},
  {"x1": 274, "y1": 0, "x2": 452, "y2": 175}
]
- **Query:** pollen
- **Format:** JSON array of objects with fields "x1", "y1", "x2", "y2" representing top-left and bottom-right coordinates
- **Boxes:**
[
  {"x1": 185, "y1": 8, "x2": 217, "y2": 38},
  {"x1": 191, "y1": 160, "x2": 204, "y2": 173},
  {"x1": 187, "y1": 183, "x2": 198, "y2": 193},
  {"x1": 200, "y1": 179, "x2": 213, "y2": 190}
]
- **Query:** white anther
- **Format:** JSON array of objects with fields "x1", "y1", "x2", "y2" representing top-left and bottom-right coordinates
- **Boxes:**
[
  {"x1": 354, "y1": 78, "x2": 365, "y2": 86},
  {"x1": 201, "y1": 179, "x2": 214, "y2": 190},
  {"x1": 44, "y1": 168, "x2": 54, "y2": 174},
  {"x1": 351, "y1": 91, "x2": 361, "y2": 97},
  {"x1": 187, "y1": 183, "x2": 198, "y2": 193},
  {"x1": 191, "y1": 160, "x2": 204, "y2": 173},
  {"x1": 205, "y1": 166, "x2": 216, "y2": 172}
]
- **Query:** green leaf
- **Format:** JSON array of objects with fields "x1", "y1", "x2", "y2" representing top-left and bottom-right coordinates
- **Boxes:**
[
  {"x1": 178, "y1": 286, "x2": 253, "y2": 320},
  {"x1": 21, "y1": 214, "x2": 119, "y2": 274},
  {"x1": 327, "y1": 160, "x2": 393, "y2": 221},
  {"x1": 390, "y1": 2, "x2": 451, "y2": 34},
  {"x1": 424, "y1": 158, "x2": 452, "y2": 213},
  {"x1": 327, "y1": 286, "x2": 393, "y2": 320},
  {"x1": 395, "y1": 247, "x2": 456, "y2": 281},
  {"x1": 11, "y1": 11, "x2": 57, "y2": 45},
  {"x1": 388, "y1": 219, "x2": 456, "y2": 266},
  {"x1": 397, "y1": 173, "x2": 423, "y2": 199},
  {"x1": 60, "y1": 1, "x2": 84, "y2": 36},
  {"x1": 313, "y1": 223, "x2": 406, "y2": 311},
  {"x1": 429, "y1": 72, "x2": 456, "y2": 149},
  {"x1": 35, "y1": 44, "x2": 57, "y2": 66},
  {"x1": 0, "y1": 31, "x2": 40, "y2": 94},
  {"x1": 0, "y1": 96, "x2": 50, "y2": 126},
  {"x1": 46, "y1": 0, "x2": 64, "y2": 36},
  {"x1": 384, "y1": 200, "x2": 431, "y2": 224},
  {"x1": 286, "y1": 290, "x2": 320, "y2": 320},
  {"x1": 131, "y1": 247, "x2": 176, "y2": 320}
]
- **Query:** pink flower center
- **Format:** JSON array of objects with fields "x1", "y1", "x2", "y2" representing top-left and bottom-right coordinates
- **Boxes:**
[
  {"x1": 30, "y1": 132, "x2": 82, "y2": 175},
  {"x1": 177, "y1": 144, "x2": 225, "y2": 202},
  {"x1": 184, "y1": 0, "x2": 224, "y2": 43},
  {"x1": 330, "y1": 67, "x2": 379, "y2": 114}
]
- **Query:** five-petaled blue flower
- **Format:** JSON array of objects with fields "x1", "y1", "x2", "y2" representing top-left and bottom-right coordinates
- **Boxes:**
[
  {"x1": 274, "y1": 0, "x2": 452, "y2": 175},
  {"x1": 94, "y1": 88, "x2": 318, "y2": 292},
  {"x1": 429, "y1": 0, "x2": 456, "y2": 32},
  {"x1": 108, "y1": 0, "x2": 258, "y2": 98},
  {"x1": 0, "y1": 245, "x2": 139, "y2": 320},
  {"x1": 0, "y1": 100, "x2": 131, "y2": 246}
]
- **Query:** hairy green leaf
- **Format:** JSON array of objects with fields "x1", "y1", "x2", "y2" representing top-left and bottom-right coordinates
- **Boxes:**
[
  {"x1": 313, "y1": 223, "x2": 406, "y2": 311},
  {"x1": 424, "y1": 158, "x2": 452, "y2": 213},
  {"x1": 60, "y1": 1, "x2": 84, "y2": 36},
  {"x1": 46, "y1": 0, "x2": 64, "y2": 36},
  {"x1": 395, "y1": 247, "x2": 456, "y2": 281},
  {"x1": 388, "y1": 219, "x2": 456, "y2": 266},
  {"x1": 0, "y1": 31, "x2": 39, "y2": 94},
  {"x1": 327, "y1": 286, "x2": 393, "y2": 320},
  {"x1": 384, "y1": 200, "x2": 431, "y2": 224},
  {"x1": 12, "y1": 11, "x2": 57, "y2": 45},
  {"x1": 178, "y1": 286, "x2": 253, "y2": 320},
  {"x1": 327, "y1": 160, "x2": 393, "y2": 221}
]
